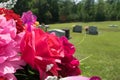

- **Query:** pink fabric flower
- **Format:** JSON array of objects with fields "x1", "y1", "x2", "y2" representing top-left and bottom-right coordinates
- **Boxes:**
[
  {"x1": 60, "y1": 76, "x2": 101, "y2": 80},
  {"x1": 0, "y1": 8, "x2": 24, "y2": 33},
  {"x1": 60, "y1": 76, "x2": 89, "y2": 80},
  {"x1": 21, "y1": 11, "x2": 37, "y2": 25},
  {"x1": 21, "y1": 11, "x2": 37, "y2": 32},
  {"x1": 20, "y1": 28, "x2": 64, "y2": 80},
  {"x1": 0, "y1": 15, "x2": 25, "y2": 80},
  {"x1": 0, "y1": 74, "x2": 17, "y2": 80}
]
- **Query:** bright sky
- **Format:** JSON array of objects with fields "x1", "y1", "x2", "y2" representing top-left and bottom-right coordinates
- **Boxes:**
[{"x1": 75, "y1": 0, "x2": 81, "y2": 4}]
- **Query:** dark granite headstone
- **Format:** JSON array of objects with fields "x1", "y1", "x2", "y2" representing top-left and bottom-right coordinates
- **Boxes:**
[
  {"x1": 62, "y1": 29, "x2": 70, "y2": 39},
  {"x1": 73, "y1": 25, "x2": 82, "y2": 33},
  {"x1": 48, "y1": 29, "x2": 65, "y2": 37},
  {"x1": 87, "y1": 26, "x2": 98, "y2": 35}
]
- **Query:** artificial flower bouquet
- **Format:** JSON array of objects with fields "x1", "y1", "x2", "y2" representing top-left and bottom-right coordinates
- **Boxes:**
[{"x1": 0, "y1": 8, "x2": 101, "y2": 80}]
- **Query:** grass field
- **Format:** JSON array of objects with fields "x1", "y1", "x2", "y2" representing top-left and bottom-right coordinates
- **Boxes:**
[{"x1": 48, "y1": 21, "x2": 120, "y2": 80}]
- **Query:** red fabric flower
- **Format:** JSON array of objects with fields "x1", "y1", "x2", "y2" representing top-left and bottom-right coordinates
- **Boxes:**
[
  {"x1": 20, "y1": 28, "x2": 64, "y2": 79},
  {"x1": 58, "y1": 36, "x2": 81, "y2": 77},
  {"x1": 0, "y1": 8, "x2": 24, "y2": 33},
  {"x1": 0, "y1": 76, "x2": 7, "y2": 80},
  {"x1": 90, "y1": 76, "x2": 101, "y2": 80}
]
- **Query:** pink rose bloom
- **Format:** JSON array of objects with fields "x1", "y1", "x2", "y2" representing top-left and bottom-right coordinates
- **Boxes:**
[
  {"x1": 58, "y1": 37, "x2": 81, "y2": 77},
  {"x1": 0, "y1": 74, "x2": 17, "y2": 80},
  {"x1": 60, "y1": 76, "x2": 90, "y2": 80},
  {"x1": 60, "y1": 76, "x2": 101, "y2": 80},
  {"x1": 60, "y1": 76, "x2": 89, "y2": 80},
  {"x1": 0, "y1": 15, "x2": 25, "y2": 80},
  {"x1": 20, "y1": 28, "x2": 64, "y2": 80}
]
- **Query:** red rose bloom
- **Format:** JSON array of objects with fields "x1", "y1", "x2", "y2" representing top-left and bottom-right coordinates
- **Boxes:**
[
  {"x1": 0, "y1": 76, "x2": 7, "y2": 80},
  {"x1": 20, "y1": 28, "x2": 64, "y2": 79},
  {"x1": 90, "y1": 76, "x2": 101, "y2": 80},
  {"x1": 58, "y1": 37, "x2": 81, "y2": 77}
]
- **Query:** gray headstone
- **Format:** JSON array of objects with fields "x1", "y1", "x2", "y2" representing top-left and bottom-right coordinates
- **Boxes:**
[
  {"x1": 48, "y1": 29, "x2": 65, "y2": 37},
  {"x1": 39, "y1": 25, "x2": 49, "y2": 31},
  {"x1": 87, "y1": 26, "x2": 98, "y2": 35},
  {"x1": 73, "y1": 25, "x2": 82, "y2": 33}
]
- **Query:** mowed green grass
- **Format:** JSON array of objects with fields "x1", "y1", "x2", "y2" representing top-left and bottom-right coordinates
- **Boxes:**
[{"x1": 48, "y1": 21, "x2": 120, "y2": 80}]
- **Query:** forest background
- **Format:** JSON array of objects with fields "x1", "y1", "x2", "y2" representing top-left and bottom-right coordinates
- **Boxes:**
[{"x1": 1, "y1": 0, "x2": 119, "y2": 24}]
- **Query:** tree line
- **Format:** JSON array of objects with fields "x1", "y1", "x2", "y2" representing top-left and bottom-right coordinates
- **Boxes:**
[{"x1": 10, "y1": 0, "x2": 120, "y2": 23}]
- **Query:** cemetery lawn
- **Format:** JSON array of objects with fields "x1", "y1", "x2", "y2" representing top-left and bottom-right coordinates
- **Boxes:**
[{"x1": 49, "y1": 21, "x2": 120, "y2": 80}]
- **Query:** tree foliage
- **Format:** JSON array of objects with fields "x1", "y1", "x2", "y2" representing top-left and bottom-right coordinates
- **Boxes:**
[
  {"x1": 13, "y1": 0, "x2": 32, "y2": 15},
  {"x1": 9, "y1": 0, "x2": 120, "y2": 23}
]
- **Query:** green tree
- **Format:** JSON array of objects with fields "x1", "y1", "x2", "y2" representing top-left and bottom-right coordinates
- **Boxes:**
[
  {"x1": 67, "y1": 0, "x2": 79, "y2": 21},
  {"x1": 0, "y1": 0, "x2": 8, "y2": 2},
  {"x1": 95, "y1": 0, "x2": 105, "y2": 21},
  {"x1": 79, "y1": 0, "x2": 95, "y2": 22},
  {"x1": 47, "y1": 0, "x2": 59, "y2": 23},
  {"x1": 110, "y1": 0, "x2": 120, "y2": 20},
  {"x1": 58, "y1": 0, "x2": 74, "y2": 22},
  {"x1": 105, "y1": 0, "x2": 120, "y2": 20},
  {"x1": 77, "y1": 1, "x2": 82, "y2": 21},
  {"x1": 13, "y1": 0, "x2": 32, "y2": 15},
  {"x1": 30, "y1": 0, "x2": 51, "y2": 23},
  {"x1": 115, "y1": 0, "x2": 120, "y2": 20}
]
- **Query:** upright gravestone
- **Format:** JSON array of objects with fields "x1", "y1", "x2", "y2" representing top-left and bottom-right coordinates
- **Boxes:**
[
  {"x1": 87, "y1": 26, "x2": 98, "y2": 35},
  {"x1": 62, "y1": 28, "x2": 70, "y2": 39},
  {"x1": 39, "y1": 25, "x2": 49, "y2": 32},
  {"x1": 73, "y1": 25, "x2": 82, "y2": 33},
  {"x1": 48, "y1": 29, "x2": 65, "y2": 37}
]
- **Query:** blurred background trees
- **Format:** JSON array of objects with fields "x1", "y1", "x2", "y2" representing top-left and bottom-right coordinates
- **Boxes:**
[{"x1": 1, "y1": 0, "x2": 119, "y2": 23}]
